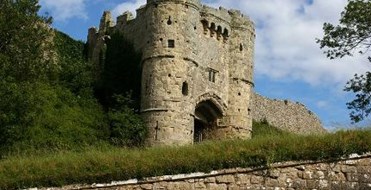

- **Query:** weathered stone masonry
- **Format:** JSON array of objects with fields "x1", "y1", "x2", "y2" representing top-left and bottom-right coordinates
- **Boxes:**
[
  {"x1": 252, "y1": 93, "x2": 326, "y2": 135},
  {"x1": 87, "y1": 0, "x2": 326, "y2": 146},
  {"x1": 88, "y1": 0, "x2": 256, "y2": 146},
  {"x1": 47, "y1": 154, "x2": 371, "y2": 190}
]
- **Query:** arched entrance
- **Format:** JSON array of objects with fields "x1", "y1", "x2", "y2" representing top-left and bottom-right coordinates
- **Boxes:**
[{"x1": 194, "y1": 100, "x2": 223, "y2": 143}]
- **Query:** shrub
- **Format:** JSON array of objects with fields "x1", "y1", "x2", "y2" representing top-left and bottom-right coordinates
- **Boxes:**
[
  {"x1": 108, "y1": 95, "x2": 148, "y2": 147},
  {"x1": 0, "y1": 81, "x2": 109, "y2": 156}
]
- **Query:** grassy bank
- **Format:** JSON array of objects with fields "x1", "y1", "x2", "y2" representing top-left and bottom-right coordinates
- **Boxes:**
[{"x1": 1, "y1": 126, "x2": 370, "y2": 189}]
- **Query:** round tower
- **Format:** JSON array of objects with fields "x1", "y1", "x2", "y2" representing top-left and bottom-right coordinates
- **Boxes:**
[
  {"x1": 140, "y1": 0, "x2": 202, "y2": 145},
  {"x1": 221, "y1": 10, "x2": 256, "y2": 139}
]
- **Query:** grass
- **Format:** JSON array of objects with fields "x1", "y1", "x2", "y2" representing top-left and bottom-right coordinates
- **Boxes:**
[{"x1": 0, "y1": 123, "x2": 370, "y2": 189}]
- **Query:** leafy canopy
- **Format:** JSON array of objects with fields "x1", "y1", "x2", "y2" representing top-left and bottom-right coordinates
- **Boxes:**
[
  {"x1": 317, "y1": 0, "x2": 371, "y2": 123},
  {"x1": 0, "y1": 0, "x2": 56, "y2": 82}
]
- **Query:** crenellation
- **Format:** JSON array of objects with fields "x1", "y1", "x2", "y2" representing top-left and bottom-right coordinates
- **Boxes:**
[
  {"x1": 99, "y1": 11, "x2": 115, "y2": 35},
  {"x1": 116, "y1": 11, "x2": 134, "y2": 29},
  {"x1": 87, "y1": 0, "x2": 325, "y2": 146}
]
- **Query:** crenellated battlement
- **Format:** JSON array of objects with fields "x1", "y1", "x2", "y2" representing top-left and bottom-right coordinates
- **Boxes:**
[
  {"x1": 87, "y1": 0, "x2": 257, "y2": 146},
  {"x1": 146, "y1": 0, "x2": 201, "y2": 6},
  {"x1": 87, "y1": 0, "x2": 325, "y2": 147}
]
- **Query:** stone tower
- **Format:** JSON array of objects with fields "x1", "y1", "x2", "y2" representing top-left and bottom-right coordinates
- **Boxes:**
[{"x1": 87, "y1": 0, "x2": 256, "y2": 146}]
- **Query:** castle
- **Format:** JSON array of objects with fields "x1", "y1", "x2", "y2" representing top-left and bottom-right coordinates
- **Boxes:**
[{"x1": 87, "y1": 0, "x2": 325, "y2": 146}]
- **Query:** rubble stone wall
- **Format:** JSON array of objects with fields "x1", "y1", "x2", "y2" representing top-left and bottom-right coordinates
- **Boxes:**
[
  {"x1": 57, "y1": 154, "x2": 371, "y2": 190},
  {"x1": 252, "y1": 93, "x2": 326, "y2": 134}
]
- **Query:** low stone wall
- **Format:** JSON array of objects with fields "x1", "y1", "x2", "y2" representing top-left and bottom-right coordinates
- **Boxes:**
[
  {"x1": 251, "y1": 93, "x2": 326, "y2": 135},
  {"x1": 47, "y1": 154, "x2": 371, "y2": 190}
]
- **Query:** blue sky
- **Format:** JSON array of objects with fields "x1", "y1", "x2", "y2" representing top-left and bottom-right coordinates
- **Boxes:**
[{"x1": 38, "y1": 0, "x2": 371, "y2": 130}]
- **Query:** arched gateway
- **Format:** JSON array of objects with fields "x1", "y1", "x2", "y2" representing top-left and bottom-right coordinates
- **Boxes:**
[
  {"x1": 194, "y1": 100, "x2": 223, "y2": 142},
  {"x1": 87, "y1": 0, "x2": 256, "y2": 146}
]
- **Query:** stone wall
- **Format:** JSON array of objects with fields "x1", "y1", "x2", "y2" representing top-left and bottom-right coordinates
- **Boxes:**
[
  {"x1": 49, "y1": 154, "x2": 371, "y2": 190},
  {"x1": 251, "y1": 93, "x2": 326, "y2": 135},
  {"x1": 87, "y1": 0, "x2": 256, "y2": 145}
]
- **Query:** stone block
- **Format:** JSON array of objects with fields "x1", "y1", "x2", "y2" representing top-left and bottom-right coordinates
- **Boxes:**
[
  {"x1": 236, "y1": 174, "x2": 251, "y2": 184},
  {"x1": 292, "y1": 179, "x2": 306, "y2": 189},
  {"x1": 250, "y1": 176, "x2": 264, "y2": 184},
  {"x1": 318, "y1": 179, "x2": 330, "y2": 189},
  {"x1": 346, "y1": 172, "x2": 359, "y2": 182},
  {"x1": 216, "y1": 175, "x2": 235, "y2": 183},
  {"x1": 265, "y1": 178, "x2": 279, "y2": 187},
  {"x1": 359, "y1": 173, "x2": 371, "y2": 183},
  {"x1": 302, "y1": 171, "x2": 314, "y2": 179},
  {"x1": 268, "y1": 169, "x2": 280, "y2": 179},
  {"x1": 205, "y1": 177, "x2": 216, "y2": 183},
  {"x1": 306, "y1": 180, "x2": 318, "y2": 189},
  {"x1": 227, "y1": 184, "x2": 240, "y2": 190},
  {"x1": 194, "y1": 182, "x2": 207, "y2": 189},
  {"x1": 342, "y1": 182, "x2": 359, "y2": 189},
  {"x1": 283, "y1": 177, "x2": 293, "y2": 188},
  {"x1": 206, "y1": 183, "x2": 228, "y2": 190},
  {"x1": 330, "y1": 181, "x2": 343, "y2": 190},
  {"x1": 167, "y1": 182, "x2": 193, "y2": 190},
  {"x1": 140, "y1": 184, "x2": 153, "y2": 190},
  {"x1": 358, "y1": 158, "x2": 371, "y2": 166},
  {"x1": 295, "y1": 165, "x2": 306, "y2": 171},
  {"x1": 328, "y1": 171, "x2": 346, "y2": 181},
  {"x1": 358, "y1": 166, "x2": 371, "y2": 174},
  {"x1": 314, "y1": 171, "x2": 326, "y2": 179},
  {"x1": 359, "y1": 183, "x2": 371, "y2": 190},
  {"x1": 341, "y1": 165, "x2": 357, "y2": 173}
]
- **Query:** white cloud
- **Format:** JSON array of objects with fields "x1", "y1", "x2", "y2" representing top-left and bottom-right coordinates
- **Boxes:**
[
  {"x1": 203, "y1": 0, "x2": 371, "y2": 87},
  {"x1": 112, "y1": 0, "x2": 146, "y2": 18},
  {"x1": 108, "y1": 0, "x2": 370, "y2": 87},
  {"x1": 316, "y1": 100, "x2": 328, "y2": 109},
  {"x1": 40, "y1": 0, "x2": 87, "y2": 21}
]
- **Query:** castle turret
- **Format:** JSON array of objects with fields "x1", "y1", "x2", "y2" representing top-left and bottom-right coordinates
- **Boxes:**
[
  {"x1": 140, "y1": 0, "x2": 202, "y2": 145},
  {"x1": 221, "y1": 10, "x2": 255, "y2": 139},
  {"x1": 87, "y1": 0, "x2": 256, "y2": 146},
  {"x1": 99, "y1": 11, "x2": 114, "y2": 35}
]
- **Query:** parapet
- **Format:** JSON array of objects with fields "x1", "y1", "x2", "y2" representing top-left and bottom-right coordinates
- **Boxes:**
[
  {"x1": 99, "y1": 11, "x2": 115, "y2": 34},
  {"x1": 200, "y1": 5, "x2": 254, "y2": 32},
  {"x1": 117, "y1": 11, "x2": 135, "y2": 29},
  {"x1": 146, "y1": 0, "x2": 201, "y2": 7}
]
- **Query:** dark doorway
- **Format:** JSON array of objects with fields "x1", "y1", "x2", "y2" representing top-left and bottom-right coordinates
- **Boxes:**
[
  {"x1": 194, "y1": 100, "x2": 222, "y2": 143},
  {"x1": 194, "y1": 119, "x2": 205, "y2": 143}
]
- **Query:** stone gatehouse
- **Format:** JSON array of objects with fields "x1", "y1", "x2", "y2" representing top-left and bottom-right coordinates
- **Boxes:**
[
  {"x1": 87, "y1": 0, "x2": 255, "y2": 146},
  {"x1": 87, "y1": 0, "x2": 325, "y2": 146}
]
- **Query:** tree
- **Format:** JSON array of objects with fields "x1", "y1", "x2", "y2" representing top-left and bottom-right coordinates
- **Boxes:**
[
  {"x1": 0, "y1": 0, "x2": 55, "y2": 82},
  {"x1": 317, "y1": 0, "x2": 371, "y2": 123},
  {"x1": 0, "y1": 0, "x2": 111, "y2": 155}
]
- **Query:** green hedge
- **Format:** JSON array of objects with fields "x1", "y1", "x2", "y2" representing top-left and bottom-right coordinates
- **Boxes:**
[{"x1": 0, "y1": 129, "x2": 370, "y2": 189}]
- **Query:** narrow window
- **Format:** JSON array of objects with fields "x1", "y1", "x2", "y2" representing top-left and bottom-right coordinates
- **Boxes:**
[
  {"x1": 240, "y1": 43, "x2": 243, "y2": 51},
  {"x1": 208, "y1": 69, "x2": 217, "y2": 83},
  {"x1": 182, "y1": 82, "x2": 189, "y2": 96},
  {"x1": 167, "y1": 16, "x2": 172, "y2": 25},
  {"x1": 168, "y1": 40, "x2": 175, "y2": 48}
]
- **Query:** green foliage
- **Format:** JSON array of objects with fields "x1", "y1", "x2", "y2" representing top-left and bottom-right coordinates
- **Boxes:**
[
  {"x1": 0, "y1": 129, "x2": 370, "y2": 189},
  {"x1": 95, "y1": 32, "x2": 142, "y2": 110},
  {"x1": 0, "y1": 81, "x2": 109, "y2": 156},
  {"x1": 108, "y1": 95, "x2": 148, "y2": 147},
  {"x1": 0, "y1": 0, "x2": 56, "y2": 82},
  {"x1": 318, "y1": 0, "x2": 371, "y2": 59},
  {"x1": 0, "y1": 0, "x2": 146, "y2": 155},
  {"x1": 317, "y1": 0, "x2": 371, "y2": 123},
  {"x1": 252, "y1": 120, "x2": 289, "y2": 138},
  {"x1": 344, "y1": 72, "x2": 371, "y2": 122},
  {"x1": 53, "y1": 31, "x2": 93, "y2": 96}
]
